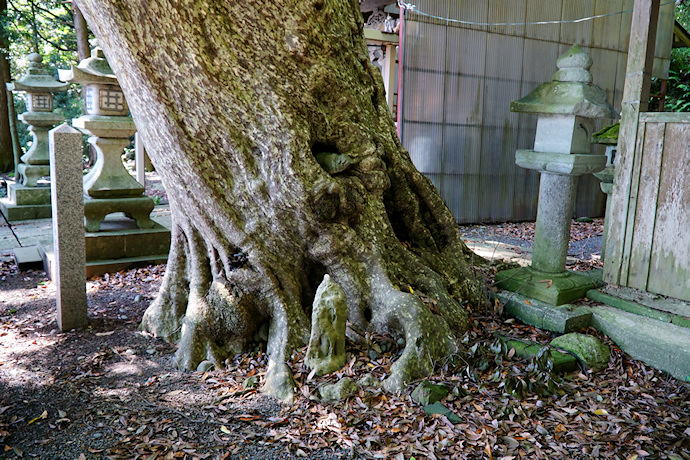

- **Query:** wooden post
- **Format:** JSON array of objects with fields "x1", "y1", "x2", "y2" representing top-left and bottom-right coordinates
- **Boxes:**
[
  {"x1": 382, "y1": 44, "x2": 397, "y2": 116},
  {"x1": 49, "y1": 123, "x2": 88, "y2": 331},
  {"x1": 603, "y1": 0, "x2": 660, "y2": 286}
]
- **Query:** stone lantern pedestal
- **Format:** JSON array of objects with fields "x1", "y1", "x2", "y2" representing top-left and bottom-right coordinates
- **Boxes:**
[
  {"x1": 72, "y1": 115, "x2": 154, "y2": 231},
  {"x1": 495, "y1": 45, "x2": 618, "y2": 306},
  {"x1": 0, "y1": 53, "x2": 68, "y2": 221}
]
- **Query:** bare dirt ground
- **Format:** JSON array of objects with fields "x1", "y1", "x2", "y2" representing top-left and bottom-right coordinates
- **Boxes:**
[{"x1": 0, "y1": 218, "x2": 688, "y2": 459}]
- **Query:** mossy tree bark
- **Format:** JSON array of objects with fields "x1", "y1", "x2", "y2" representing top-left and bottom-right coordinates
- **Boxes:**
[{"x1": 77, "y1": 0, "x2": 487, "y2": 401}]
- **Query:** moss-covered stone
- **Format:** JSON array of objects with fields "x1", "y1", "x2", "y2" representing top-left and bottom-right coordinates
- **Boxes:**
[
  {"x1": 551, "y1": 332, "x2": 610, "y2": 371},
  {"x1": 319, "y1": 377, "x2": 358, "y2": 402}
]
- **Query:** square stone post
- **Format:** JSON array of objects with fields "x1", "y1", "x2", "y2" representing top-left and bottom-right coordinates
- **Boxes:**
[{"x1": 49, "y1": 123, "x2": 88, "y2": 331}]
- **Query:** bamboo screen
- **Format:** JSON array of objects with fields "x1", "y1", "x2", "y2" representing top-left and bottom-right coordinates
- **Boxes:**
[{"x1": 400, "y1": 0, "x2": 674, "y2": 224}]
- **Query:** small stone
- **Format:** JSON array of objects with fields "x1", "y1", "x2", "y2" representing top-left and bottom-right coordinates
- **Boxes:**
[
  {"x1": 319, "y1": 377, "x2": 358, "y2": 402},
  {"x1": 119, "y1": 308, "x2": 126, "y2": 313},
  {"x1": 368, "y1": 350, "x2": 379, "y2": 361},
  {"x1": 146, "y1": 348, "x2": 155, "y2": 355},
  {"x1": 125, "y1": 349, "x2": 135, "y2": 355},
  {"x1": 357, "y1": 373, "x2": 380, "y2": 388},
  {"x1": 397, "y1": 337, "x2": 405, "y2": 346},
  {"x1": 550, "y1": 332, "x2": 610, "y2": 371},
  {"x1": 411, "y1": 381, "x2": 449, "y2": 405},
  {"x1": 134, "y1": 295, "x2": 142, "y2": 302},
  {"x1": 196, "y1": 360, "x2": 214, "y2": 372}
]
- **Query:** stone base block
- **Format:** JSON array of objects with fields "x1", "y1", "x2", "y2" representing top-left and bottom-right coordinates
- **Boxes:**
[
  {"x1": 13, "y1": 246, "x2": 44, "y2": 271},
  {"x1": 84, "y1": 196, "x2": 155, "y2": 232},
  {"x1": 590, "y1": 305, "x2": 690, "y2": 382},
  {"x1": 9, "y1": 182, "x2": 51, "y2": 206},
  {"x1": 41, "y1": 216, "x2": 171, "y2": 279},
  {"x1": 493, "y1": 291, "x2": 592, "y2": 333},
  {"x1": 494, "y1": 266, "x2": 603, "y2": 305},
  {"x1": 0, "y1": 197, "x2": 52, "y2": 221}
]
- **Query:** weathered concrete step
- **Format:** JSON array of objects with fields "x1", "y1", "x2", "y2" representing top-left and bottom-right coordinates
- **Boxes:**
[
  {"x1": 587, "y1": 289, "x2": 690, "y2": 330},
  {"x1": 589, "y1": 305, "x2": 690, "y2": 383},
  {"x1": 0, "y1": 198, "x2": 52, "y2": 221},
  {"x1": 601, "y1": 285, "x2": 690, "y2": 318},
  {"x1": 493, "y1": 291, "x2": 592, "y2": 333},
  {"x1": 41, "y1": 244, "x2": 169, "y2": 279}
]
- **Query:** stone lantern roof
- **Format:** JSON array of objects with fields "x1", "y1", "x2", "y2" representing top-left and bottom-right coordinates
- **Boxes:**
[
  {"x1": 510, "y1": 44, "x2": 618, "y2": 119},
  {"x1": 58, "y1": 47, "x2": 119, "y2": 85},
  {"x1": 7, "y1": 53, "x2": 69, "y2": 93}
]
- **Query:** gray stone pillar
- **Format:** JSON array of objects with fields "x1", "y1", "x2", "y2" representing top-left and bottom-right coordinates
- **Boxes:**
[
  {"x1": 49, "y1": 124, "x2": 88, "y2": 331},
  {"x1": 532, "y1": 174, "x2": 578, "y2": 273}
]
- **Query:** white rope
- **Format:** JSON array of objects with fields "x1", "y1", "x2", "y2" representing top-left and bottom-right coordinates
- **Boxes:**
[{"x1": 396, "y1": 0, "x2": 675, "y2": 27}]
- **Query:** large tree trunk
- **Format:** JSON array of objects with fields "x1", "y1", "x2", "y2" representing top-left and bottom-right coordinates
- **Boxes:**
[
  {"x1": 0, "y1": 0, "x2": 15, "y2": 173},
  {"x1": 77, "y1": 0, "x2": 487, "y2": 400}
]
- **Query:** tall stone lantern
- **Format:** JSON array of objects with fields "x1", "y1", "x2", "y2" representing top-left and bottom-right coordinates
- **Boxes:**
[
  {"x1": 495, "y1": 44, "x2": 618, "y2": 305},
  {"x1": 59, "y1": 48, "x2": 154, "y2": 232},
  {"x1": 0, "y1": 53, "x2": 68, "y2": 220}
]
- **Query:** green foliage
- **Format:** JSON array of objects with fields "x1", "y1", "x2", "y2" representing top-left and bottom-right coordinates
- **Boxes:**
[
  {"x1": 4, "y1": 0, "x2": 90, "y2": 152},
  {"x1": 649, "y1": 4, "x2": 690, "y2": 112},
  {"x1": 650, "y1": 48, "x2": 690, "y2": 112}
]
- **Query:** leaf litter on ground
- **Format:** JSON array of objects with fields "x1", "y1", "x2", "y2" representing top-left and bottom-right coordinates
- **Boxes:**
[{"x1": 0, "y1": 220, "x2": 687, "y2": 459}]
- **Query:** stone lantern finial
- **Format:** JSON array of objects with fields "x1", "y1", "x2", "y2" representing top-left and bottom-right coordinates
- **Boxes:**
[
  {"x1": 553, "y1": 44, "x2": 593, "y2": 83},
  {"x1": 26, "y1": 53, "x2": 43, "y2": 73}
]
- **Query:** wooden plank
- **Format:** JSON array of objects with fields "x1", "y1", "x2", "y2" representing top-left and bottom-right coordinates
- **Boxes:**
[
  {"x1": 647, "y1": 123, "x2": 690, "y2": 301},
  {"x1": 604, "y1": 0, "x2": 660, "y2": 285},
  {"x1": 639, "y1": 112, "x2": 690, "y2": 123},
  {"x1": 627, "y1": 122, "x2": 664, "y2": 290},
  {"x1": 618, "y1": 120, "x2": 647, "y2": 285}
]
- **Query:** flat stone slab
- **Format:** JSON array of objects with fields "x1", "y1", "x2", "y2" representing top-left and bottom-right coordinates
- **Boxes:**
[
  {"x1": 602, "y1": 285, "x2": 690, "y2": 318},
  {"x1": 590, "y1": 305, "x2": 690, "y2": 383},
  {"x1": 495, "y1": 267, "x2": 603, "y2": 305},
  {"x1": 499, "y1": 337, "x2": 578, "y2": 373},
  {"x1": 587, "y1": 288, "x2": 690, "y2": 330},
  {"x1": 0, "y1": 198, "x2": 52, "y2": 221},
  {"x1": 9, "y1": 183, "x2": 51, "y2": 206},
  {"x1": 12, "y1": 246, "x2": 44, "y2": 270},
  {"x1": 494, "y1": 291, "x2": 592, "y2": 333}
]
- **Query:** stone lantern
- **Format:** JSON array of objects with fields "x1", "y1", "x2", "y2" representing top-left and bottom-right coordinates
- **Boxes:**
[
  {"x1": 0, "y1": 53, "x2": 68, "y2": 220},
  {"x1": 495, "y1": 44, "x2": 618, "y2": 305},
  {"x1": 59, "y1": 48, "x2": 154, "y2": 232}
]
